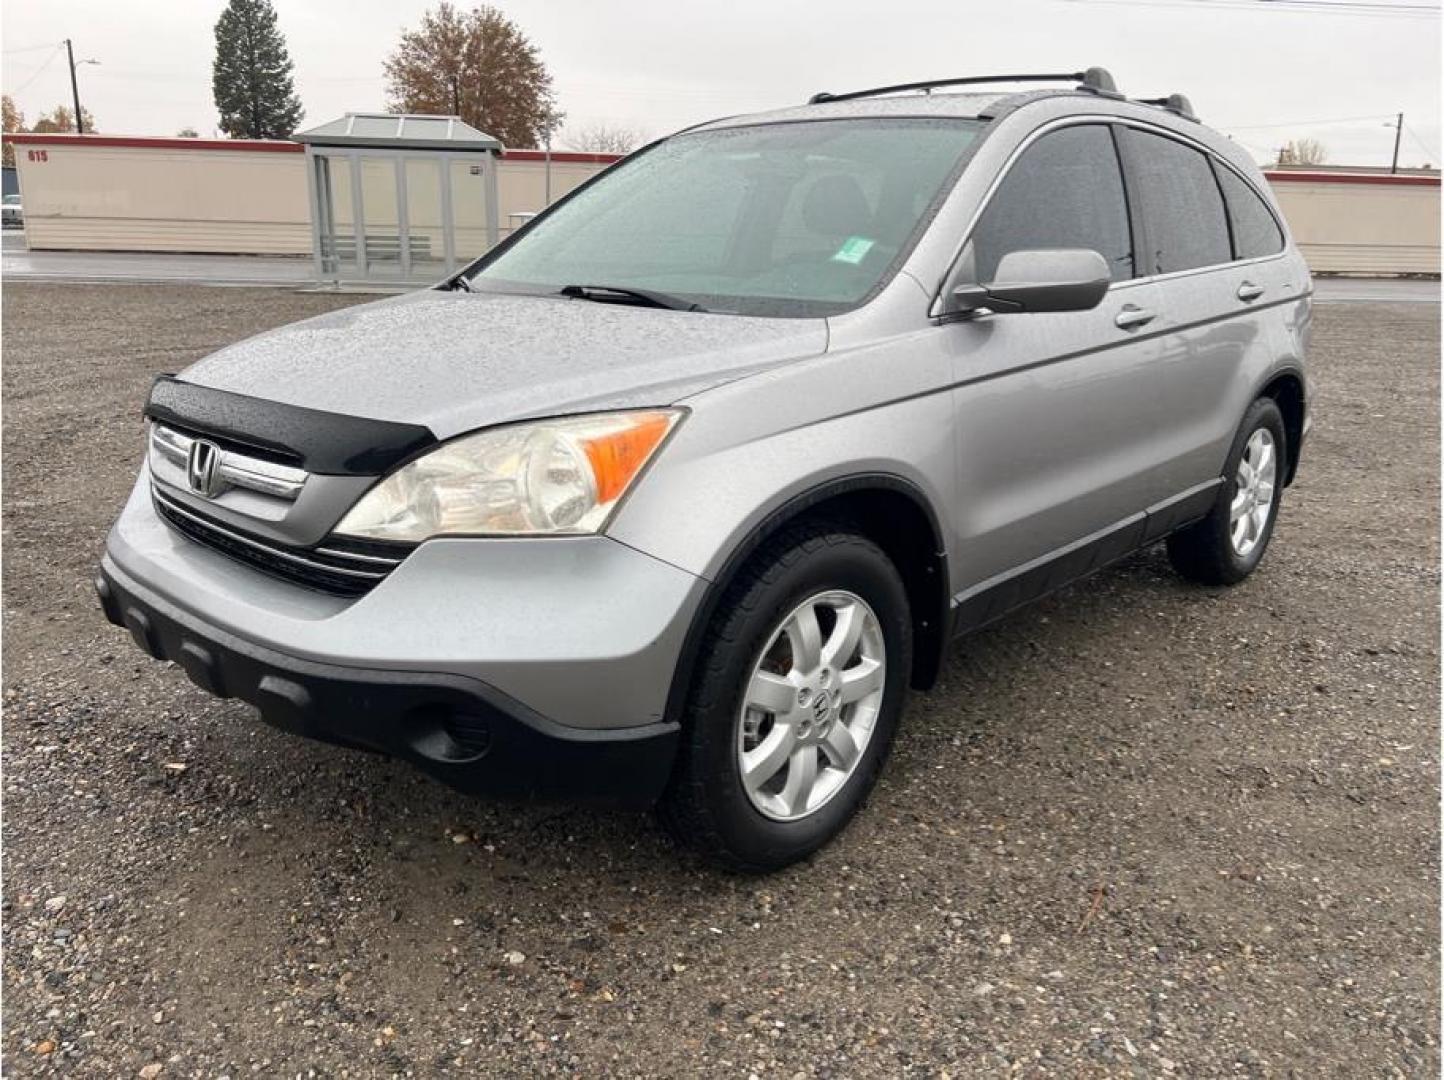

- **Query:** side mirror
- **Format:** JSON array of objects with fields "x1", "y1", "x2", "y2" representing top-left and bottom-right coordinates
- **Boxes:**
[{"x1": 949, "y1": 249, "x2": 1111, "y2": 316}]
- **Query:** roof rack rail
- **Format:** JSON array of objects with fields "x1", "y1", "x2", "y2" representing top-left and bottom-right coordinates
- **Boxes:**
[
  {"x1": 807, "y1": 66, "x2": 1121, "y2": 105},
  {"x1": 1133, "y1": 93, "x2": 1199, "y2": 122}
]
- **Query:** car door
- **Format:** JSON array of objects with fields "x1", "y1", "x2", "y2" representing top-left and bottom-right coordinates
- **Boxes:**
[
  {"x1": 1116, "y1": 125, "x2": 1288, "y2": 500},
  {"x1": 937, "y1": 122, "x2": 1180, "y2": 622}
]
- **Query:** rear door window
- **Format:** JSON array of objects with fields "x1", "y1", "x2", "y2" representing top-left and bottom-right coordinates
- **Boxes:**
[
  {"x1": 969, "y1": 124, "x2": 1135, "y2": 283},
  {"x1": 1124, "y1": 129, "x2": 1231, "y2": 275},
  {"x1": 1215, "y1": 166, "x2": 1285, "y2": 260}
]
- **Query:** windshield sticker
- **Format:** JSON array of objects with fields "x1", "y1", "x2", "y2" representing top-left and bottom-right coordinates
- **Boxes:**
[{"x1": 832, "y1": 236, "x2": 875, "y2": 265}]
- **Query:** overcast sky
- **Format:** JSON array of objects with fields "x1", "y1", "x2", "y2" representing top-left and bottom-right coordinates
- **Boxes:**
[{"x1": 3, "y1": 0, "x2": 1440, "y2": 167}]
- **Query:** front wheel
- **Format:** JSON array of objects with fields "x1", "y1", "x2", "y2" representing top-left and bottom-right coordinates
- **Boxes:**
[
  {"x1": 658, "y1": 523, "x2": 912, "y2": 871},
  {"x1": 1167, "y1": 397, "x2": 1286, "y2": 586}
]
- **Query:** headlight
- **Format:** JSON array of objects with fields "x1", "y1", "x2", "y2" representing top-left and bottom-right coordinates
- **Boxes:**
[{"x1": 334, "y1": 410, "x2": 682, "y2": 542}]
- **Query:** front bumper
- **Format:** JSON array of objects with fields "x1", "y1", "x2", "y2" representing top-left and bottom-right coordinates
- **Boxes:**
[
  {"x1": 97, "y1": 559, "x2": 680, "y2": 806},
  {"x1": 98, "y1": 476, "x2": 709, "y2": 805}
]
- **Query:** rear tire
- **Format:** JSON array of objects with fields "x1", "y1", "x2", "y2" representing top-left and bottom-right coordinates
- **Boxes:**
[
  {"x1": 658, "y1": 521, "x2": 912, "y2": 872},
  {"x1": 1167, "y1": 397, "x2": 1286, "y2": 586}
]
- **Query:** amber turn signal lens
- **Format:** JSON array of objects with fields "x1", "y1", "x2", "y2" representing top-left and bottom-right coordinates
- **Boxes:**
[{"x1": 579, "y1": 412, "x2": 676, "y2": 505}]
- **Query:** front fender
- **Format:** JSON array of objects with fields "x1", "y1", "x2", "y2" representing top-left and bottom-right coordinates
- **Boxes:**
[{"x1": 607, "y1": 371, "x2": 957, "y2": 583}]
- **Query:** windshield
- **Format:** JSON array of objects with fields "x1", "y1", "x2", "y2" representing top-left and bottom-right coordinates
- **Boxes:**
[{"x1": 467, "y1": 118, "x2": 983, "y2": 317}]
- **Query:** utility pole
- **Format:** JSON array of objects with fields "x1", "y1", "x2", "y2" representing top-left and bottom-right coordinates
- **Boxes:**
[
  {"x1": 63, "y1": 40, "x2": 98, "y2": 134},
  {"x1": 1390, "y1": 112, "x2": 1403, "y2": 174},
  {"x1": 65, "y1": 39, "x2": 84, "y2": 134}
]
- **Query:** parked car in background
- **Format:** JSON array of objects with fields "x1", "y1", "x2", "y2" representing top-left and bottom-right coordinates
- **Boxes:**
[
  {"x1": 2, "y1": 193, "x2": 23, "y2": 229},
  {"x1": 97, "y1": 67, "x2": 1310, "y2": 870}
]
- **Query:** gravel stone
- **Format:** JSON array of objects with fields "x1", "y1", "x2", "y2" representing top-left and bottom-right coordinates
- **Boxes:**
[{"x1": 1, "y1": 283, "x2": 1438, "y2": 1075}]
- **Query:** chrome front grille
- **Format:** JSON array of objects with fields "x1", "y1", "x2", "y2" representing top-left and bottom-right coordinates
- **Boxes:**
[
  {"x1": 152, "y1": 487, "x2": 410, "y2": 597},
  {"x1": 149, "y1": 423, "x2": 308, "y2": 501}
]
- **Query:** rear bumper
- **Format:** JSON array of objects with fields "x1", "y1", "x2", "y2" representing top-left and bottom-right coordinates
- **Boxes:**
[{"x1": 96, "y1": 559, "x2": 679, "y2": 807}]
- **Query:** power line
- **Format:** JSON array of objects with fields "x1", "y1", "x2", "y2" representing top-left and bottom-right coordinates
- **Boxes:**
[
  {"x1": 1227, "y1": 117, "x2": 1440, "y2": 168},
  {"x1": 1249, "y1": 0, "x2": 1440, "y2": 9},
  {"x1": 1061, "y1": 0, "x2": 1440, "y2": 16},
  {"x1": 1230, "y1": 135, "x2": 1291, "y2": 159},
  {"x1": 82, "y1": 69, "x2": 194, "y2": 85},
  {"x1": 2, "y1": 42, "x2": 62, "y2": 56},
  {"x1": 6, "y1": 44, "x2": 63, "y2": 95},
  {"x1": 1402, "y1": 122, "x2": 1440, "y2": 161},
  {"x1": 1220, "y1": 113, "x2": 1400, "y2": 129},
  {"x1": 1188, "y1": 0, "x2": 1438, "y2": 10}
]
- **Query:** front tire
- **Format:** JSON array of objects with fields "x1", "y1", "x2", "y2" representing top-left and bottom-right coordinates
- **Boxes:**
[
  {"x1": 658, "y1": 522, "x2": 912, "y2": 871},
  {"x1": 1167, "y1": 397, "x2": 1286, "y2": 586}
]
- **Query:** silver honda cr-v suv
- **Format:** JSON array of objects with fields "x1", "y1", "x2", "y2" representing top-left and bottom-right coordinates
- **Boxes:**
[{"x1": 98, "y1": 68, "x2": 1310, "y2": 870}]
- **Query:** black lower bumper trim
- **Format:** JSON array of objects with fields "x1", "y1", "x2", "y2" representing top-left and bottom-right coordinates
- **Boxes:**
[{"x1": 96, "y1": 564, "x2": 678, "y2": 807}]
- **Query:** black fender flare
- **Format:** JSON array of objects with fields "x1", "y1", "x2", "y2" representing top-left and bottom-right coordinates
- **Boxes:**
[{"x1": 660, "y1": 472, "x2": 951, "y2": 730}]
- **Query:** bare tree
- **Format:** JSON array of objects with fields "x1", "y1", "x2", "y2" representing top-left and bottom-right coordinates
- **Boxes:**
[
  {"x1": 561, "y1": 122, "x2": 647, "y2": 155},
  {"x1": 1276, "y1": 138, "x2": 1327, "y2": 166}
]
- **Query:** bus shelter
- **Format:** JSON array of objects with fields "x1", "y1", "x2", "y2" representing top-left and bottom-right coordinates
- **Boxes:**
[{"x1": 295, "y1": 113, "x2": 503, "y2": 286}]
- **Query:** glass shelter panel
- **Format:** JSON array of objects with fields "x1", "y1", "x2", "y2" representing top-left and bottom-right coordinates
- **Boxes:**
[
  {"x1": 450, "y1": 158, "x2": 492, "y2": 263},
  {"x1": 359, "y1": 156, "x2": 403, "y2": 280},
  {"x1": 315, "y1": 154, "x2": 361, "y2": 281},
  {"x1": 404, "y1": 158, "x2": 447, "y2": 279}
]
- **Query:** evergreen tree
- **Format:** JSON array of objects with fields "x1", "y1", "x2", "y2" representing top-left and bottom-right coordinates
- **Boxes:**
[{"x1": 212, "y1": 0, "x2": 304, "y2": 139}]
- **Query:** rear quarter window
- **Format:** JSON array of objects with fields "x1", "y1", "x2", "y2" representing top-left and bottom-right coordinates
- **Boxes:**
[
  {"x1": 1216, "y1": 166, "x2": 1285, "y2": 260},
  {"x1": 1124, "y1": 129, "x2": 1232, "y2": 275}
]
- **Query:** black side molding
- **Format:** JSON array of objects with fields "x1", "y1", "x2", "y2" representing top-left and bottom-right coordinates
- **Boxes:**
[
  {"x1": 948, "y1": 481, "x2": 1221, "y2": 640},
  {"x1": 145, "y1": 376, "x2": 436, "y2": 476}
]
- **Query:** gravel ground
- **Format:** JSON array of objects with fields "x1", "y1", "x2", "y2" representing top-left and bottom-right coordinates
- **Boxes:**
[{"x1": 2, "y1": 283, "x2": 1438, "y2": 1077}]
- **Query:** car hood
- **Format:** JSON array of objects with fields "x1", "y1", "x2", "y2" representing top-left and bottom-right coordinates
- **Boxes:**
[{"x1": 182, "y1": 290, "x2": 828, "y2": 439}]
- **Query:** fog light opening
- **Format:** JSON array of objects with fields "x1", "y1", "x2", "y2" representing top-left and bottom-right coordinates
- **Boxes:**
[
  {"x1": 443, "y1": 711, "x2": 493, "y2": 758},
  {"x1": 406, "y1": 704, "x2": 493, "y2": 763}
]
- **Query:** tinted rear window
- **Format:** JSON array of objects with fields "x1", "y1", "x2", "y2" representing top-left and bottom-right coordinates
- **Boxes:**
[
  {"x1": 1216, "y1": 166, "x2": 1285, "y2": 260},
  {"x1": 1125, "y1": 129, "x2": 1231, "y2": 274}
]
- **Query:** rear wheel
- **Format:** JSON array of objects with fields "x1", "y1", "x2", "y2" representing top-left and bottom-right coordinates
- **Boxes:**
[
  {"x1": 658, "y1": 522, "x2": 911, "y2": 871},
  {"x1": 1167, "y1": 397, "x2": 1286, "y2": 585}
]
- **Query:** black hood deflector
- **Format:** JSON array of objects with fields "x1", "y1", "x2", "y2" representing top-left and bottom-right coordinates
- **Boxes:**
[{"x1": 144, "y1": 376, "x2": 437, "y2": 476}]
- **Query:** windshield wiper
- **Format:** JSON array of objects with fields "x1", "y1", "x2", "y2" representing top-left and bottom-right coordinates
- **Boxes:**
[
  {"x1": 449, "y1": 274, "x2": 474, "y2": 292},
  {"x1": 559, "y1": 283, "x2": 704, "y2": 312}
]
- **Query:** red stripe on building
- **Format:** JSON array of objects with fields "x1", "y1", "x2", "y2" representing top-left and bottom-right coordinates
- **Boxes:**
[
  {"x1": 5, "y1": 133, "x2": 302, "y2": 152},
  {"x1": 4, "y1": 133, "x2": 1428, "y2": 183},
  {"x1": 502, "y1": 149, "x2": 624, "y2": 164},
  {"x1": 1, "y1": 132, "x2": 623, "y2": 164},
  {"x1": 1263, "y1": 170, "x2": 1440, "y2": 187}
]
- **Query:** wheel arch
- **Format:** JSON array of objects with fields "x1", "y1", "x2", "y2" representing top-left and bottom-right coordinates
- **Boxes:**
[
  {"x1": 1257, "y1": 368, "x2": 1307, "y2": 486},
  {"x1": 661, "y1": 473, "x2": 951, "y2": 729}
]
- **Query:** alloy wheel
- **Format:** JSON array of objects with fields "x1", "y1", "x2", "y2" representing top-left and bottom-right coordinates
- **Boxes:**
[
  {"x1": 1230, "y1": 427, "x2": 1278, "y2": 557},
  {"x1": 736, "y1": 590, "x2": 886, "y2": 822}
]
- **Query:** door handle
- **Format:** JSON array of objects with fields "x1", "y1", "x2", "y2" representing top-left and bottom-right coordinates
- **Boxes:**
[
  {"x1": 1237, "y1": 281, "x2": 1266, "y2": 302},
  {"x1": 1114, "y1": 304, "x2": 1156, "y2": 330}
]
